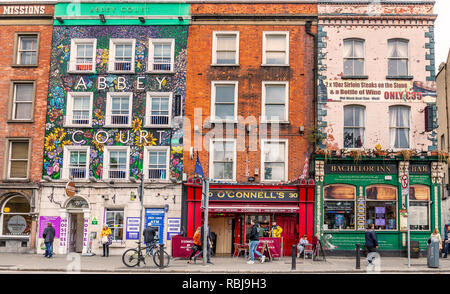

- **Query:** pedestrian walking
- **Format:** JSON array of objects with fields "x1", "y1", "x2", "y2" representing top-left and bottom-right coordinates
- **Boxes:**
[
  {"x1": 365, "y1": 224, "x2": 378, "y2": 264},
  {"x1": 193, "y1": 224, "x2": 213, "y2": 264},
  {"x1": 247, "y1": 219, "x2": 265, "y2": 264},
  {"x1": 297, "y1": 234, "x2": 310, "y2": 257},
  {"x1": 188, "y1": 227, "x2": 202, "y2": 264},
  {"x1": 444, "y1": 229, "x2": 450, "y2": 258},
  {"x1": 269, "y1": 221, "x2": 283, "y2": 238},
  {"x1": 143, "y1": 222, "x2": 156, "y2": 255},
  {"x1": 100, "y1": 225, "x2": 112, "y2": 257},
  {"x1": 430, "y1": 227, "x2": 443, "y2": 256},
  {"x1": 43, "y1": 222, "x2": 56, "y2": 258}
]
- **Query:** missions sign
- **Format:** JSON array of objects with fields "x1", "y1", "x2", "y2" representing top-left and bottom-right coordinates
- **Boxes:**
[{"x1": 209, "y1": 189, "x2": 299, "y2": 202}]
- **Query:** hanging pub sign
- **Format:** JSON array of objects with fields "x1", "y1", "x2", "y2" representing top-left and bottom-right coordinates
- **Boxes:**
[
  {"x1": 65, "y1": 181, "x2": 76, "y2": 198},
  {"x1": 208, "y1": 189, "x2": 299, "y2": 202}
]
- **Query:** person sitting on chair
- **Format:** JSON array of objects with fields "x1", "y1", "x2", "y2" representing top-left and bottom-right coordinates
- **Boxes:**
[{"x1": 297, "y1": 235, "x2": 310, "y2": 258}]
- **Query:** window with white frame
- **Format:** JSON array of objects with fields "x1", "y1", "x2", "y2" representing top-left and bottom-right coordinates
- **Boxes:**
[
  {"x1": 211, "y1": 81, "x2": 238, "y2": 122},
  {"x1": 7, "y1": 140, "x2": 30, "y2": 180},
  {"x1": 63, "y1": 146, "x2": 89, "y2": 180},
  {"x1": 108, "y1": 39, "x2": 135, "y2": 73},
  {"x1": 344, "y1": 105, "x2": 365, "y2": 148},
  {"x1": 15, "y1": 34, "x2": 38, "y2": 66},
  {"x1": 69, "y1": 39, "x2": 96, "y2": 73},
  {"x1": 105, "y1": 209, "x2": 124, "y2": 241},
  {"x1": 145, "y1": 92, "x2": 172, "y2": 127},
  {"x1": 389, "y1": 105, "x2": 410, "y2": 149},
  {"x1": 105, "y1": 93, "x2": 132, "y2": 127},
  {"x1": 210, "y1": 139, "x2": 236, "y2": 181},
  {"x1": 11, "y1": 82, "x2": 34, "y2": 121},
  {"x1": 343, "y1": 39, "x2": 365, "y2": 76},
  {"x1": 262, "y1": 82, "x2": 289, "y2": 122},
  {"x1": 65, "y1": 92, "x2": 93, "y2": 127},
  {"x1": 148, "y1": 39, "x2": 175, "y2": 72},
  {"x1": 261, "y1": 140, "x2": 288, "y2": 182},
  {"x1": 104, "y1": 147, "x2": 129, "y2": 179},
  {"x1": 144, "y1": 146, "x2": 170, "y2": 180},
  {"x1": 0, "y1": 195, "x2": 31, "y2": 236},
  {"x1": 212, "y1": 32, "x2": 239, "y2": 65},
  {"x1": 262, "y1": 32, "x2": 289, "y2": 65},
  {"x1": 388, "y1": 39, "x2": 409, "y2": 77}
]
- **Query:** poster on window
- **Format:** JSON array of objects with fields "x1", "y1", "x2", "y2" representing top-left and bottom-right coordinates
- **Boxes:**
[
  {"x1": 167, "y1": 218, "x2": 181, "y2": 240},
  {"x1": 145, "y1": 208, "x2": 165, "y2": 244},
  {"x1": 409, "y1": 206, "x2": 427, "y2": 227},
  {"x1": 39, "y1": 216, "x2": 61, "y2": 239},
  {"x1": 375, "y1": 207, "x2": 386, "y2": 227},
  {"x1": 335, "y1": 214, "x2": 344, "y2": 227}
]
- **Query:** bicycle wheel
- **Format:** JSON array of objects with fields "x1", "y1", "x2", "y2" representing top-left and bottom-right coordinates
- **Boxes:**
[
  {"x1": 153, "y1": 250, "x2": 171, "y2": 268},
  {"x1": 122, "y1": 249, "x2": 141, "y2": 267}
]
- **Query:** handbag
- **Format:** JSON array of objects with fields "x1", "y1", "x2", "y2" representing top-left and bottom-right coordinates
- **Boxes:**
[{"x1": 102, "y1": 235, "x2": 109, "y2": 244}]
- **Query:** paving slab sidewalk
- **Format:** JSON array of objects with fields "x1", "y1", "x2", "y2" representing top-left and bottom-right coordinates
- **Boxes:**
[{"x1": 1, "y1": 253, "x2": 450, "y2": 273}]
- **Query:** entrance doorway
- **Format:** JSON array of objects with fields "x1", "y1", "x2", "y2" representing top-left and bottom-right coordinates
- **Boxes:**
[
  {"x1": 209, "y1": 217, "x2": 233, "y2": 256},
  {"x1": 68, "y1": 213, "x2": 84, "y2": 253}
]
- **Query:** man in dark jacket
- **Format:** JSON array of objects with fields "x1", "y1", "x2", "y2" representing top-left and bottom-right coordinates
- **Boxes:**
[
  {"x1": 365, "y1": 224, "x2": 378, "y2": 264},
  {"x1": 143, "y1": 223, "x2": 156, "y2": 255},
  {"x1": 193, "y1": 224, "x2": 213, "y2": 264},
  {"x1": 43, "y1": 222, "x2": 56, "y2": 258},
  {"x1": 247, "y1": 219, "x2": 265, "y2": 264}
]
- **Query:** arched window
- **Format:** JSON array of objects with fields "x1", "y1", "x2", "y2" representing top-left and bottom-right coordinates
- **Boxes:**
[
  {"x1": 388, "y1": 39, "x2": 409, "y2": 77},
  {"x1": 1, "y1": 195, "x2": 31, "y2": 236},
  {"x1": 343, "y1": 39, "x2": 365, "y2": 76},
  {"x1": 324, "y1": 184, "x2": 356, "y2": 230},
  {"x1": 366, "y1": 185, "x2": 397, "y2": 230},
  {"x1": 409, "y1": 185, "x2": 430, "y2": 231},
  {"x1": 344, "y1": 105, "x2": 365, "y2": 148},
  {"x1": 66, "y1": 197, "x2": 89, "y2": 209}
]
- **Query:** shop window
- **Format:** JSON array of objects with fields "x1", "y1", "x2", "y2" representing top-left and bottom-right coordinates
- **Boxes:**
[
  {"x1": 0, "y1": 195, "x2": 31, "y2": 236},
  {"x1": 212, "y1": 31, "x2": 239, "y2": 65},
  {"x1": 389, "y1": 105, "x2": 410, "y2": 149},
  {"x1": 105, "y1": 209, "x2": 124, "y2": 241},
  {"x1": 343, "y1": 39, "x2": 365, "y2": 76},
  {"x1": 409, "y1": 185, "x2": 430, "y2": 231},
  {"x1": 344, "y1": 105, "x2": 365, "y2": 148},
  {"x1": 145, "y1": 92, "x2": 172, "y2": 127},
  {"x1": 245, "y1": 215, "x2": 271, "y2": 242},
  {"x1": 69, "y1": 39, "x2": 96, "y2": 73},
  {"x1": 366, "y1": 185, "x2": 397, "y2": 230},
  {"x1": 148, "y1": 39, "x2": 175, "y2": 72},
  {"x1": 324, "y1": 185, "x2": 356, "y2": 230}
]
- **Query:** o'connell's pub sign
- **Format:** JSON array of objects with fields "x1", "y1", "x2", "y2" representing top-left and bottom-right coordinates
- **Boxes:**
[
  {"x1": 325, "y1": 163, "x2": 430, "y2": 175},
  {"x1": 209, "y1": 189, "x2": 299, "y2": 202}
]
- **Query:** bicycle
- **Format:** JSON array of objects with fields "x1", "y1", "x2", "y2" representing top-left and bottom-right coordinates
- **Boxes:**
[{"x1": 122, "y1": 240, "x2": 171, "y2": 268}]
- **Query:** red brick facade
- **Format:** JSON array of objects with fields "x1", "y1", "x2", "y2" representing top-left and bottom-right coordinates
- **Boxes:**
[{"x1": 184, "y1": 3, "x2": 317, "y2": 183}]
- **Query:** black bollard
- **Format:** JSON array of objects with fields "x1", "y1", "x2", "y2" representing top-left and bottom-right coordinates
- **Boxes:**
[
  {"x1": 356, "y1": 243, "x2": 361, "y2": 269},
  {"x1": 159, "y1": 244, "x2": 165, "y2": 269},
  {"x1": 291, "y1": 245, "x2": 297, "y2": 270}
]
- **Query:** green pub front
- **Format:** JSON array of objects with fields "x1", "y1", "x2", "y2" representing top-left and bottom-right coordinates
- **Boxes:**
[{"x1": 313, "y1": 156, "x2": 444, "y2": 255}]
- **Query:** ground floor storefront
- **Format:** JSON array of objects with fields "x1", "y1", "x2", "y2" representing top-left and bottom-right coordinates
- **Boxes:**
[
  {"x1": 180, "y1": 183, "x2": 315, "y2": 257},
  {"x1": 313, "y1": 157, "x2": 444, "y2": 256},
  {"x1": 36, "y1": 182, "x2": 182, "y2": 255},
  {"x1": 0, "y1": 186, "x2": 39, "y2": 253}
]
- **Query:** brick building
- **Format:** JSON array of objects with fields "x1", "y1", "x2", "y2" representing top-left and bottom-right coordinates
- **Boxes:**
[
  {"x1": 314, "y1": 0, "x2": 442, "y2": 256},
  {"x1": 0, "y1": 2, "x2": 54, "y2": 253},
  {"x1": 181, "y1": 2, "x2": 317, "y2": 257}
]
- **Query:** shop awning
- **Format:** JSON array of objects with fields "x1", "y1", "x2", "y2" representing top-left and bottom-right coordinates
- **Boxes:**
[{"x1": 207, "y1": 204, "x2": 299, "y2": 213}]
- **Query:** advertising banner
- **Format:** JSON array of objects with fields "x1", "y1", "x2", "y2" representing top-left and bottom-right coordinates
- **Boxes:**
[{"x1": 39, "y1": 216, "x2": 61, "y2": 239}]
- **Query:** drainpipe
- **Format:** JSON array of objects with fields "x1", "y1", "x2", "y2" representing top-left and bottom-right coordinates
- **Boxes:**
[{"x1": 305, "y1": 20, "x2": 318, "y2": 162}]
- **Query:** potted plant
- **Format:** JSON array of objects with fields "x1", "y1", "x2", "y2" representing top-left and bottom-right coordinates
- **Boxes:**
[{"x1": 373, "y1": 144, "x2": 388, "y2": 157}]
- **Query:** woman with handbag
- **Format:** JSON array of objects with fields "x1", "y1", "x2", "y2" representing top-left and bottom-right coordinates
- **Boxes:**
[{"x1": 100, "y1": 225, "x2": 112, "y2": 257}]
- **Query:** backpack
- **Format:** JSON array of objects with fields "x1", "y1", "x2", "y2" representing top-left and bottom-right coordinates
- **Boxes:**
[{"x1": 193, "y1": 229, "x2": 201, "y2": 245}]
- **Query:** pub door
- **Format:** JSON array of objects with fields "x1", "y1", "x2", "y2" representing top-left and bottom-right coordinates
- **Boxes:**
[
  {"x1": 275, "y1": 215, "x2": 298, "y2": 256},
  {"x1": 209, "y1": 217, "x2": 233, "y2": 256}
]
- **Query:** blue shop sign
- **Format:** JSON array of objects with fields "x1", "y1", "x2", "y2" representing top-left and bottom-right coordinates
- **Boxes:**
[{"x1": 145, "y1": 208, "x2": 165, "y2": 244}]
